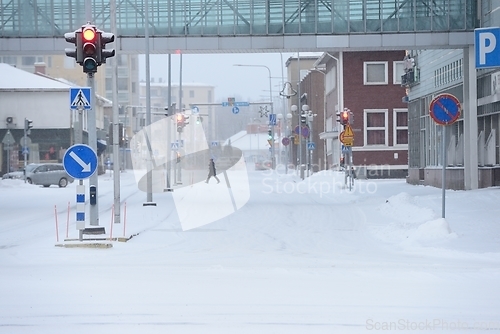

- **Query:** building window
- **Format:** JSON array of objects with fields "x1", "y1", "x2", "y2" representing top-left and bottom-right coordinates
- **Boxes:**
[
  {"x1": 393, "y1": 108, "x2": 408, "y2": 146},
  {"x1": 64, "y1": 56, "x2": 75, "y2": 69},
  {"x1": 2, "y1": 56, "x2": 17, "y2": 65},
  {"x1": 364, "y1": 109, "x2": 388, "y2": 146},
  {"x1": 22, "y1": 56, "x2": 36, "y2": 66},
  {"x1": 393, "y1": 61, "x2": 405, "y2": 85},
  {"x1": 118, "y1": 78, "x2": 128, "y2": 91},
  {"x1": 189, "y1": 90, "x2": 195, "y2": 98},
  {"x1": 364, "y1": 61, "x2": 388, "y2": 85}
]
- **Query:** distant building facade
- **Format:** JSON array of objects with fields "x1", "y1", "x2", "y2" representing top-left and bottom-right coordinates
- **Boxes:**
[{"x1": 288, "y1": 51, "x2": 408, "y2": 177}]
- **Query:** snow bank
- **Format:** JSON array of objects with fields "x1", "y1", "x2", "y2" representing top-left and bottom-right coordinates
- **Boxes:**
[
  {"x1": 407, "y1": 218, "x2": 456, "y2": 242},
  {"x1": 380, "y1": 192, "x2": 435, "y2": 225}
]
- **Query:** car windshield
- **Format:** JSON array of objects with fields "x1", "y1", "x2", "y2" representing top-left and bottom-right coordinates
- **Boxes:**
[{"x1": 24, "y1": 164, "x2": 39, "y2": 173}]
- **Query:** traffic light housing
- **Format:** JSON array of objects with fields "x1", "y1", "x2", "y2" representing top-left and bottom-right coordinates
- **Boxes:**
[
  {"x1": 340, "y1": 109, "x2": 350, "y2": 125},
  {"x1": 176, "y1": 114, "x2": 185, "y2": 132},
  {"x1": 64, "y1": 30, "x2": 82, "y2": 63},
  {"x1": 267, "y1": 129, "x2": 273, "y2": 147},
  {"x1": 300, "y1": 113, "x2": 307, "y2": 124},
  {"x1": 65, "y1": 24, "x2": 115, "y2": 73},
  {"x1": 99, "y1": 32, "x2": 115, "y2": 64},
  {"x1": 24, "y1": 118, "x2": 33, "y2": 135},
  {"x1": 81, "y1": 24, "x2": 99, "y2": 73}
]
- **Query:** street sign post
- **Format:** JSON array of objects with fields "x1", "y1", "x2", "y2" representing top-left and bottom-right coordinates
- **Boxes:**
[{"x1": 429, "y1": 93, "x2": 461, "y2": 219}]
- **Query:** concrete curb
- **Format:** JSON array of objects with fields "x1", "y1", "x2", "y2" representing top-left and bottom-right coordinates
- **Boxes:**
[{"x1": 55, "y1": 243, "x2": 113, "y2": 249}]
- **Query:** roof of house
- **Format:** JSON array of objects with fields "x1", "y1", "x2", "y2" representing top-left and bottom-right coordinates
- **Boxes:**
[{"x1": 0, "y1": 63, "x2": 70, "y2": 90}]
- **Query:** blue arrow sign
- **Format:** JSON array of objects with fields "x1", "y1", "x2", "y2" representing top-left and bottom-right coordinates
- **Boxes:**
[
  {"x1": 192, "y1": 106, "x2": 200, "y2": 114},
  {"x1": 70, "y1": 87, "x2": 91, "y2": 110},
  {"x1": 232, "y1": 106, "x2": 240, "y2": 114},
  {"x1": 63, "y1": 144, "x2": 97, "y2": 179}
]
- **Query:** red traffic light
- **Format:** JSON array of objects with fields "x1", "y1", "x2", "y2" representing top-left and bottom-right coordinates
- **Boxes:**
[
  {"x1": 341, "y1": 109, "x2": 350, "y2": 125},
  {"x1": 80, "y1": 25, "x2": 99, "y2": 73},
  {"x1": 82, "y1": 27, "x2": 96, "y2": 42}
]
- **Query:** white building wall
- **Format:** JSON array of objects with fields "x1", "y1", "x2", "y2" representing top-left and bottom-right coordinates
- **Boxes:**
[
  {"x1": 408, "y1": 49, "x2": 464, "y2": 99},
  {"x1": 0, "y1": 91, "x2": 70, "y2": 129}
]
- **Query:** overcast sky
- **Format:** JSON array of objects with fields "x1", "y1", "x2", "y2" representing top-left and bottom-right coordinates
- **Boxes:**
[{"x1": 139, "y1": 52, "x2": 297, "y2": 102}]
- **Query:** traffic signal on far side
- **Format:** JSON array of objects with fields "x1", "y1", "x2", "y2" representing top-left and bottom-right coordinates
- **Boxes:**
[
  {"x1": 340, "y1": 109, "x2": 350, "y2": 125},
  {"x1": 24, "y1": 118, "x2": 33, "y2": 135},
  {"x1": 176, "y1": 114, "x2": 185, "y2": 132},
  {"x1": 300, "y1": 113, "x2": 307, "y2": 124}
]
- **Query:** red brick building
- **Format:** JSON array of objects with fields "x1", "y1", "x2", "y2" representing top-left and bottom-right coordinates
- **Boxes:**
[{"x1": 297, "y1": 51, "x2": 408, "y2": 178}]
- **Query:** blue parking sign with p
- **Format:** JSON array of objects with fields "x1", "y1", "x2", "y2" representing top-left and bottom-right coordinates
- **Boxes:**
[{"x1": 475, "y1": 27, "x2": 500, "y2": 69}]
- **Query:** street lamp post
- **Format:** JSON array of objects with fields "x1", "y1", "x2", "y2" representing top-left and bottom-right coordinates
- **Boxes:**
[{"x1": 233, "y1": 64, "x2": 275, "y2": 169}]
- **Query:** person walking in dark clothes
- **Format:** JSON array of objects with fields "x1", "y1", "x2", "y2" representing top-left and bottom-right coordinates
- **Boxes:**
[{"x1": 206, "y1": 158, "x2": 220, "y2": 184}]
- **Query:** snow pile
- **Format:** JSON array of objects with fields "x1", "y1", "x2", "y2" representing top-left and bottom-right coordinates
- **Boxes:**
[
  {"x1": 380, "y1": 192, "x2": 435, "y2": 225},
  {"x1": 372, "y1": 192, "x2": 457, "y2": 245},
  {"x1": 406, "y1": 218, "x2": 456, "y2": 242}
]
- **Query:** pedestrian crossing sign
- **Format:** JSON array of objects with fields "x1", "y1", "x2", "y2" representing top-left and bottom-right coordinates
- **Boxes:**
[{"x1": 70, "y1": 87, "x2": 91, "y2": 110}]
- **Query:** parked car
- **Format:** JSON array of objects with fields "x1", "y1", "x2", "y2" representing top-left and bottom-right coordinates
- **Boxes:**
[
  {"x1": 2, "y1": 170, "x2": 25, "y2": 180},
  {"x1": 9, "y1": 163, "x2": 74, "y2": 188},
  {"x1": 255, "y1": 158, "x2": 272, "y2": 170}
]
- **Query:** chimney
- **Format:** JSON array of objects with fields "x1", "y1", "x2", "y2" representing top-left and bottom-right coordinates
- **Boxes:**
[{"x1": 34, "y1": 62, "x2": 46, "y2": 75}]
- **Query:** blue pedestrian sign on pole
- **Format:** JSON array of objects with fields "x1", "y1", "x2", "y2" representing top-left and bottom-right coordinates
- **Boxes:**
[
  {"x1": 232, "y1": 106, "x2": 240, "y2": 114},
  {"x1": 269, "y1": 113, "x2": 277, "y2": 126},
  {"x1": 63, "y1": 144, "x2": 97, "y2": 179},
  {"x1": 307, "y1": 142, "x2": 316, "y2": 150},
  {"x1": 70, "y1": 87, "x2": 91, "y2": 110}
]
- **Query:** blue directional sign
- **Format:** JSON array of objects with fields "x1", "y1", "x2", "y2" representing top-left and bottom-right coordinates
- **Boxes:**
[
  {"x1": 192, "y1": 106, "x2": 200, "y2": 114},
  {"x1": 222, "y1": 101, "x2": 249, "y2": 107},
  {"x1": 234, "y1": 102, "x2": 250, "y2": 107},
  {"x1": 269, "y1": 113, "x2": 277, "y2": 126},
  {"x1": 70, "y1": 87, "x2": 91, "y2": 110},
  {"x1": 429, "y1": 93, "x2": 461, "y2": 126},
  {"x1": 63, "y1": 144, "x2": 97, "y2": 179},
  {"x1": 475, "y1": 27, "x2": 500, "y2": 69},
  {"x1": 232, "y1": 106, "x2": 240, "y2": 114}
]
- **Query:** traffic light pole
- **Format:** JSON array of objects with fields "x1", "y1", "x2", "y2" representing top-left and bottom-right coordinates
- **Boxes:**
[{"x1": 87, "y1": 72, "x2": 99, "y2": 226}]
